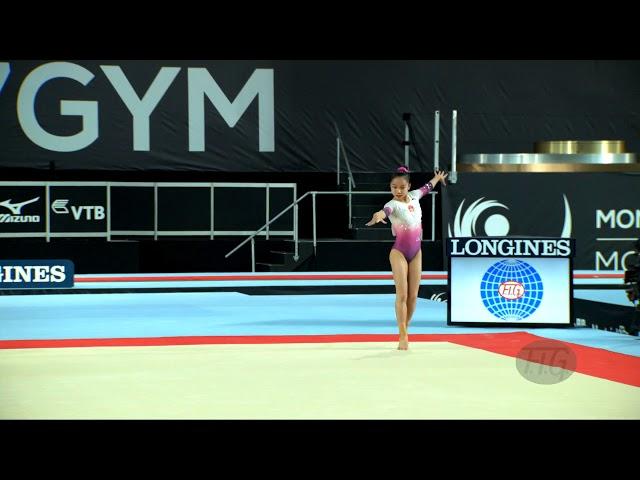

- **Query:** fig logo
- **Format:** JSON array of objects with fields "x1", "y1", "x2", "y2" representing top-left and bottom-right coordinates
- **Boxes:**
[
  {"x1": 480, "y1": 259, "x2": 543, "y2": 321},
  {"x1": 498, "y1": 281, "x2": 525, "y2": 300}
]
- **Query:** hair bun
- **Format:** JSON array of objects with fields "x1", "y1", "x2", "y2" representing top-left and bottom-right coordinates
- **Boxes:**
[{"x1": 397, "y1": 166, "x2": 410, "y2": 173}]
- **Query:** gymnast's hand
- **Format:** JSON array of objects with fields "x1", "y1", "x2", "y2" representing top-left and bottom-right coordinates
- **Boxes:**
[
  {"x1": 366, "y1": 210, "x2": 387, "y2": 226},
  {"x1": 433, "y1": 169, "x2": 448, "y2": 186}
]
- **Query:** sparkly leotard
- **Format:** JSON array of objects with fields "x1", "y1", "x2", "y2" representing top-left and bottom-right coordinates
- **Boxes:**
[{"x1": 382, "y1": 182, "x2": 433, "y2": 262}]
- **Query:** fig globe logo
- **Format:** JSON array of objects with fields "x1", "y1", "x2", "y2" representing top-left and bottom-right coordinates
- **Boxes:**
[
  {"x1": 480, "y1": 259, "x2": 543, "y2": 321},
  {"x1": 498, "y1": 280, "x2": 525, "y2": 300}
]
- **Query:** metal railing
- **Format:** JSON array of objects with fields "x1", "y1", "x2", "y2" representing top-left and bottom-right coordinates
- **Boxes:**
[
  {"x1": 336, "y1": 110, "x2": 456, "y2": 183},
  {"x1": 402, "y1": 110, "x2": 456, "y2": 180},
  {"x1": 226, "y1": 109, "x2": 459, "y2": 271},
  {"x1": 334, "y1": 121, "x2": 356, "y2": 189},
  {"x1": 0, "y1": 182, "x2": 295, "y2": 241},
  {"x1": 225, "y1": 190, "x2": 438, "y2": 272}
]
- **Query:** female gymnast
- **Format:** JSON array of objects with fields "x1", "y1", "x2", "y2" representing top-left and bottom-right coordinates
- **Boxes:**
[{"x1": 366, "y1": 166, "x2": 448, "y2": 350}]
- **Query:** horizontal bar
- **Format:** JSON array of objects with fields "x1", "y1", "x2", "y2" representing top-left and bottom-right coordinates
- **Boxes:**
[
  {"x1": 0, "y1": 232, "x2": 47, "y2": 237},
  {"x1": 49, "y1": 232, "x2": 108, "y2": 237}
]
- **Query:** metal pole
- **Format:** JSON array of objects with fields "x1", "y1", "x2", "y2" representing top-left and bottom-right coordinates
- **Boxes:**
[
  {"x1": 348, "y1": 178, "x2": 353, "y2": 229},
  {"x1": 338, "y1": 137, "x2": 356, "y2": 189},
  {"x1": 434, "y1": 110, "x2": 440, "y2": 170},
  {"x1": 210, "y1": 183, "x2": 216, "y2": 240},
  {"x1": 293, "y1": 183, "x2": 298, "y2": 242},
  {"x1": 45, "y1": 183, "x2": 50, "y2": 242},
  {"x1": 251, "y1": 238, "x2": 255, "y2": 273},
  {"x1": 266, "y1": 184, "x2": 270, "y2": 240},
  {"x1": 337, "y1": 137, "x2": 340, "y2": 186},
  {"x1": 404, "y1": 122, "x2": 410, "y2": 168},
  {"x1": 431, "y1": 192, "x2": 436, "y2": 242},
  {"x1": 294, "y1": 204, "x2": 299, "y2": 261},
  {"x1": 107, "y1": 183, "x2": 111, "y2": 241},
  {"x1": 154, "y1": 183, "x2": 158, "y2": 240},
  {"x1": 312, "y1": 192, "x2": 317, "y2": 255},
  {"x1": 451, "y1": 110, "x2": 458, "y2": 183}
]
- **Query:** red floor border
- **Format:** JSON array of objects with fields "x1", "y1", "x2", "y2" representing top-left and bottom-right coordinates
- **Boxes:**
[{"x1": 1, "y1": 332, "x2": 638, "y2": 387}]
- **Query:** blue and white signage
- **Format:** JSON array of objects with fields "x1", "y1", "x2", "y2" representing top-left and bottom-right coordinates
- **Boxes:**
[
  {"x1": 447, "y1": 238, "x2": 574, "y2": 326},
  {"x1": 0, "y1": 259, "x2": 75, "y2": 289}
]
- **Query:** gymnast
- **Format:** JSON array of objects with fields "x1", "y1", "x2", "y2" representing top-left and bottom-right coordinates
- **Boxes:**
[{"x1": 366, "y1": 166, "x2": 448, "y2": 350}]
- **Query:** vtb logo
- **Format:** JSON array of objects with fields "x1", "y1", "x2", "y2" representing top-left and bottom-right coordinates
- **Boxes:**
[{"x1": 51, "y1": 199, "x2": 105, "y2": 220}]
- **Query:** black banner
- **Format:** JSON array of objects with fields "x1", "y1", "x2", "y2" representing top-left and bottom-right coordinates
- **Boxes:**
[
  {"x1": 50, "y1": 186, "x2": 106, "y2": 232},
  {"x1": 1, "y1": 60, "x2": 639, "y2": 172},
  {"x1": 441, "y1": 173, "x2": 640, "y2": 271},
  {"x1": 110, "y1": 186, "x2": 154, "y2": 232},
  {"x1": 158, "y1": 187, "x2": 210, "y2": 232},
  {"x1": 0, "y1": 186, "x2": 45, "y2": 233}
]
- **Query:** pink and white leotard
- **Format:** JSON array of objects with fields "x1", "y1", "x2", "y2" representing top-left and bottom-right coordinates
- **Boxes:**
[{"x1": 382, "y1": 182, "x2": 433, "y2": 262}]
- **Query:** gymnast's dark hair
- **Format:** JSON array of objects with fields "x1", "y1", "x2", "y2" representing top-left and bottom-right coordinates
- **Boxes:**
[{"x1": 391, "y1": 165, "x2": 410, "y2": 182}]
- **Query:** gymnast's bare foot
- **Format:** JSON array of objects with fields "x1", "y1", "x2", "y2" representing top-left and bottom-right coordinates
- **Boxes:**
[{"x1": 397, "y1": 335, "x2": 409, "y2": 350}]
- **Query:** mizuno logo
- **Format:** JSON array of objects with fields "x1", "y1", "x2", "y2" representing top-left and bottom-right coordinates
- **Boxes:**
[{"x1": 0, "y1": 197, "x2": 39, "y2": 214}]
